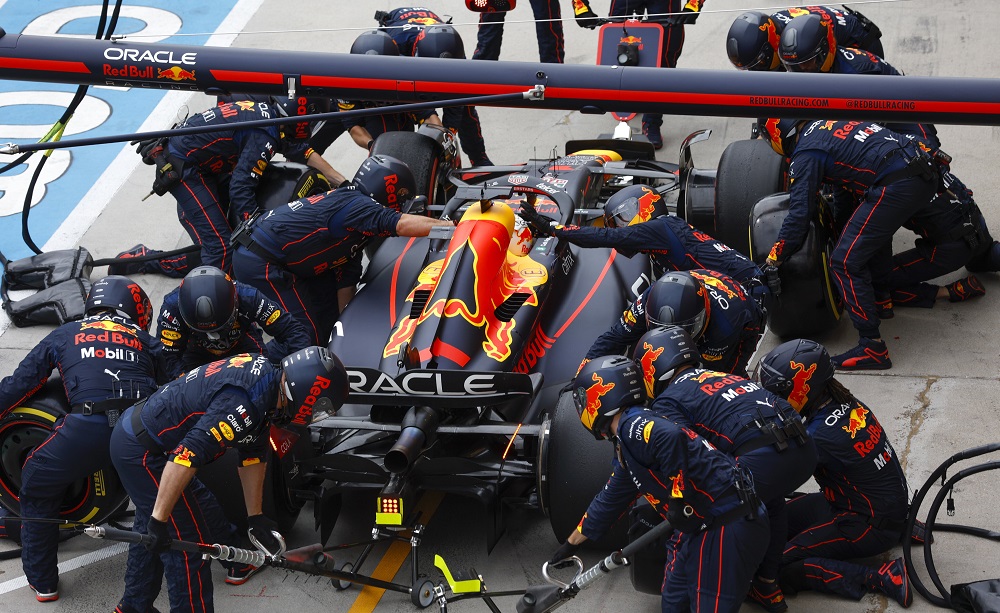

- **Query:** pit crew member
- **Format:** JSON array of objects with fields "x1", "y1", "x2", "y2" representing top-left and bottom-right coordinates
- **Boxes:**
[
  {"x1": 156, "y1": 266, "x2": 311, "y2": 378},
  {"x1": 726, "y1": 6, "x2": 883, "y2": 72},
  {"x1": 551, "y1": 355, "x2": 768, "y2": 612},
  {"x1": 231, "y1": 155, "x2": 455, "y2": 345},
  {"x1": 472, "y1": 0, "x2": 565, "y2": 63},
  {"x1": 110, "y1": 347, "x2": 348, "y2": 613},
  {"x1": 0, "y1": 276, "x2": 162, "y2": 602},
  {"x1": 113, "y1": 97, "x2": 346, "y2": 277},
  {"x1": 756, "y1": 339, "x2": 912, "y2": 608},
  {"x1": 585, "y1": 269, "x2": 764, "y2": 377},
  {"x1": 638, "y1": 326, "x2": 816, "y2": 612},
  {"x1": 572, "y1": 0, "x2": 706, "y2": 149}
]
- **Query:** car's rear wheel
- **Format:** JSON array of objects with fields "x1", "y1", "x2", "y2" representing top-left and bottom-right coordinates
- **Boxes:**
[
  {"x1": 0, "y1": 387, "x2": 128, "y2": 527},
  {"x1": 713, "y1": 139, "x2": 787, "y2": 256},
  {"x1": 371, "y1": 130, "x2": 449, "y2": 208},
  {"x1": 749, "y1": 193, "x2": 843, "y2": 337},
  {"x1": 541, "y1": 390, "x2": 628, "y2": 550}
]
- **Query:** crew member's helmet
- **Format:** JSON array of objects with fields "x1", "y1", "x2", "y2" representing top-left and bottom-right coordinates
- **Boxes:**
[
  {"x1": 352, "y1": 155, "x2": 417, "y2": 211},
  {"x1": 414, "y1": 25, "x2": 466, "y2": 59},
  {"x1": 778, "y1": 14, "x2": 837, "y2": 72},
  {"x1": 726, "y1": 11, "x2": 783, "y2": 71},
  {"x1": 645, "y1": 272, "x2": 711, "y2": 340},
  {"x1": 756, "y1": 339, "x2": 835, "y2": 413},
  {"x1": 571, "y1": 355, "x2": 645, "y2": 440},
  {"x1": 276, "y1": 346, "x2": 350, "y2": 426},
  {"x1": 632, "y1": 326, "x2": 701, "y2": 400},
  {"x1": 271, "y1": 96, "x2": 331, "y2": 142},
  {"x1": 351, "y1": 29, "x2": 400, "y2": 55},
  {"x1": 178, "y1": 266, "x2": 238, "y2": 340},
  {"x1": 603, "y1": 184, "x2": 669, "y2": 228},
  {"x1": 85, "y1": 276, "x2": 153, "y2": 332},
  {"x1": 758, "y1": 117, "x2": 804, "y2": 157}
]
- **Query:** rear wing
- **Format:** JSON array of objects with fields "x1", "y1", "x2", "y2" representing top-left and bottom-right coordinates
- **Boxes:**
[{"x1": 346, "y1": 368, "x2": 539, "y2": 408}]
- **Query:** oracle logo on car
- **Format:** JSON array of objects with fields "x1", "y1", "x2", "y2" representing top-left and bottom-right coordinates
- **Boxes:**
[
  {"x1": 103, "y1": 48, "x2": 197, "y2": 66},
  {"x1": 291, "y1": 375, "x2": 331, "y2": 425}
]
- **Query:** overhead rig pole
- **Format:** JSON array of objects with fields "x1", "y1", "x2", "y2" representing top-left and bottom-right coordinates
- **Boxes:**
[{"x1": 1, "y1": 28, "x2": 1000, "y2": 125}]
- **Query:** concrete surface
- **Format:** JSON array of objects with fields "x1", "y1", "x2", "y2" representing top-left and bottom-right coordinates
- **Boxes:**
[{"x1": 1, "y1": 1, "x2": 999, "y2": 612}]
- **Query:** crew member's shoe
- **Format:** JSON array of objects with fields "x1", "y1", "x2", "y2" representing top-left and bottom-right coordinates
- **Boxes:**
[
  {"x1": 29, "y1": 584, "x2": 58, "y2": 602},
  {"x1": 225, "y1": 563, "x2": 263, "y2": 586},
  {"x1": 746, "y1": 577, "x2": 788, "y2": 613},
  {"x1": 108, "y1": 244, "x2": 157, "y2": 276},
  {"x1": 946, "y1": 276, "x2": 985, "y2": 302},
  {"x1": 642, "y1": 121, "x2": 663, "y2": 150},
  {"x1": 832, "y1": 337, "x2": 892, "y2": 371},
  {"x1": 873, "y1": 558, "x2": 912, "y2": 608}
]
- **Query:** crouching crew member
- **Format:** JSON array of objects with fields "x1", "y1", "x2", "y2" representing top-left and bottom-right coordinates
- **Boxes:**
[
  {"x1": 110, "y1": 347, "x2": 348, "y2": 613},
  {"x1": 551, "y1": 355, "x2": 768, "y2": 612},
  {"x1": 757, "y1": 340, "x2": 912, "y2": 608},
  {"x1": 638, "y1": 326, "x2": 816, "y2": 612},
  {"x1": 156, "y1": 266, "x2": 311, "y2": 378},
  {"x1": 0, "y1": 277, "x2": 163, "y2": 602}
]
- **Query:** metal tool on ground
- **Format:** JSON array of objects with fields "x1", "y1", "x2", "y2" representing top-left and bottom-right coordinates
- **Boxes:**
[{"x1": 516, "y1": 518, "x2": 674, "y2": 613}]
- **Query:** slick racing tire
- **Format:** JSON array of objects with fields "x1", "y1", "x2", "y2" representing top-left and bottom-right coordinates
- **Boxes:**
[
  {"x1": 197, "y1": 450, "x2": 302, "y2": 534},
  {"x1": 255, "y1": 161, "x2": 332, "y2": 213},
  {"x1": 371, "y1": 130, "x2": 450, "y2": 209},
  {"x1": 0, "y1": 384, "x2": 128, "y2": 526},
  {"x1": 713, "y1": 139, "x2": 787, "y2": 256},
  {"x1": 542, "y1": 390, "x2": 628, "y2": 550},
  {"x1": 749, "y1": 193, "x2": 843, "y2": 337}
]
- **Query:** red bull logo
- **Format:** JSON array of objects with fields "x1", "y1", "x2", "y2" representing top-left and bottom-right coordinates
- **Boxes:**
[
  {"x1": 787, "y1": 360, "x2": 817, "y2": 410},
  {"x1": 764, "y1": 118, "x2": 784, "y2": 153},
  {"x1": 787, "y1": 8, "x2": 810, "y2": 17},
  {"x1": 669, "y1": 471, "x2": 684, "y2": 498},
  {"x1": 79, "y1": 320, "x2": 138, "y2": 336},
  {"x1": 760, "y1": 20, "x2": 781, "y2": 53},
  {"x1": 619, "y1": 35, "x2": 643, "y2": 51},
  {"x1": 842, "y1": 406, "x2": 869, "y2": 439},
  {"x1": 228, "y1": 355, "x2": 253, "y2": 368},
  {"x1": 638, "y1": 341, "x2": 665, "y2": 397},
  {"x1": 157, "y1": 66, "x2": 196, "y2": 81},
  {"x1": 691, "y1": 271, "x2": 738, "y2": 300},
  {"x1": 628, "y1": 186, "x2": 662, "y2": 226},
  {"x1": 410, "y1": 17, "x2": 440, "y2": 25},
  {"x1": 580, "y1": 372, "x2": 616, "y2": 430},
  {"x1": 692, "y1": 370, "x2": 722, "y2": 383}
]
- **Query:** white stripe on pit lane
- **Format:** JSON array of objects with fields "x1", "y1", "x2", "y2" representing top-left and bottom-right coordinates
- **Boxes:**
[{"x1": 0, "y1": 542, "x2": 128, "y2": 595}]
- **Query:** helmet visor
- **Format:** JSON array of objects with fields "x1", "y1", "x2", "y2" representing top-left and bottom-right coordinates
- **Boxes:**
[
  {"x1": 648, "y1": 307, "x2": 707, "y2": 340},
  {"x1": 606, "y1": 197, "x2": 639, "y2": 228}
]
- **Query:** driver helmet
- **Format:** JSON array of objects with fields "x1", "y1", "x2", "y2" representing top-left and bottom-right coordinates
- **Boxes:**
[
  {"x1": 276, "y1": 346, "x2": 349, "y2": 426},
  {"x1": 178, "y1": 266, "x2": 238, "y2": 341},
  {"x1": 604, "y1": 184, "x2": 669, "y2": 228},
  {"x1": 85, "y1": 276, "x2": 153, "y2": 332},
  {"x1": 726, "y1": 11, "x2": 783, "y2": 71},
  {"x1": 645, "y1": 272, "x2": 711, "y2": 340},
  {"x1": 509, "y1": 214, "x2": 535, "y2": 257},
  {"x1": 352, "y1": 155, "x2": 417, "y2": 211},
  {"x1": 571, "y1": 355, "x2": 645, "y2": 440},
  {"x1": 756, "y1": 339, "x2": 835, "y2": 413},
  {"x1": 758, "y1": 117, "x2": 804, "y2": 157},
  {"x1": 778, "y1": 14, "x2": 837, "y2": 72},
  {"x1": 351, "y1": 29, "x2": 400, "y2": 55},
  {"x1": 271, "y1": 96, "x2": 331, "y2": 142},
  {"x1": 413, "y1": 25, "x2": 466, "y2": 59},
  {"x1": 632, "y1": 325, "x2": 701, "y2": 401}
]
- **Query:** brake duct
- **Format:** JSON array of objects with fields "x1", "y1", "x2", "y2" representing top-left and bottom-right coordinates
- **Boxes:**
[{"x1": 1, "y1": 28, "x2": 1000, "y2": 125}]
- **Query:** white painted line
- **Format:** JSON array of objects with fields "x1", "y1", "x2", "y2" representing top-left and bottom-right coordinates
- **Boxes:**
[
  {"x1": 0, "y1": 0, "x2": 266, "y2": 338},
  {"x1": 0, "y1": 542, "x2": 128, "y2": 595}
]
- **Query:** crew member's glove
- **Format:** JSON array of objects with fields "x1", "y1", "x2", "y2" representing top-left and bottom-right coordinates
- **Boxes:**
[
  {"x1": 766, "y1": 240, "x2": 784, "y2": 268},
  {"x1": 247, "y1": 514, "x2": 283, "y2": 556},
  {"x1": 519, "y1": 201, "x2": 556, "y2": 237},
  {"x1": 665, "y1": 1, "x2": 701, "y2": 26},
  {"x1": 548, "y1": 540, "x2": 581, "y2": 569},
  {"x1": 763, "y1": 264, "x2": 782, "y2": 298},
  {"x1": 572, "y1": 0, "x2": 601, "y2": 29},
  {"x1": 145, "y1": 517, "x2": 172, "y2": 554}
]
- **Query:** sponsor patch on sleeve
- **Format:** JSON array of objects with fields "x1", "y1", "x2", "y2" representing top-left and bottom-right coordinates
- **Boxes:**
[
  {"x1": 171, "y1": 446, "x2": 196, "y2": 467},
  {"x1": 265, "y1": 310, "x2": 281, "y2": 326}
]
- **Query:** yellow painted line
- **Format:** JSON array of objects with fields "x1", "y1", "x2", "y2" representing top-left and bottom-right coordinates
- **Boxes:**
[{"x1": 347, "y1": 491, "x2": 445, "y2": 613}]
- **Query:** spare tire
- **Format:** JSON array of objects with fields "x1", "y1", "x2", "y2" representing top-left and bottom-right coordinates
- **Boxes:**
[
  {"x1": 255, "y1": 162, "x2": 332, "y2": 213},
  {"x1": 749, "y1": 193, "x2": 843, "y2": 337},
  {"x1": 0, "y1": 384, "x2": 127, "y2": 526},
  {"x1": 541, "y1": 390, "x2": 628, "y2": 550},
  {"x1": 713, "y1": 139, "x2": 787, "y2": 256}
]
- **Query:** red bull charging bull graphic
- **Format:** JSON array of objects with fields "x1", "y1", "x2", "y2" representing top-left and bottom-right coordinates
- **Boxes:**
[
  {"x1": 580, "y1": 372, "x2": 615, "y2": 430},
  {"x1": 842, "y1": 405, "x2": 869, "y2": 439},
  {"x1": 787, "y1": 360, "x2": 817, "y2": 410}
]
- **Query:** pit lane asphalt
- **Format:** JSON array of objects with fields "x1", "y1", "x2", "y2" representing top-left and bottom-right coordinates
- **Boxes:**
[{"x1": 1, "y1": 1, "x2": 999, "y2": 612}]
